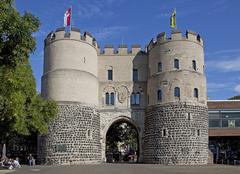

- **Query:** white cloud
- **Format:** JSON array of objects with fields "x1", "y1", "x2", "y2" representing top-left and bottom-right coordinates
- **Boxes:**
[
  {"x1": 234, "y1": 84, "x2": 240, "y2": 93},
  {"x1": 93, "y1": 26, "x2": 128, "y2": 40},
  {"x1": 205, "y1": 48, "x2": 240, "y2": 56},
  {"x1": 76, "y1": 0, "x2": 125, "y2": 18},
  {"x1": 207, "y1": 82, "x2": 233, "y2": 93},
  {"x1": 77, "y1": 3, "x2": 102, "y2": 18},
  {"x1": 206, "y1": 56, "x2": 240, "y2": 72}
]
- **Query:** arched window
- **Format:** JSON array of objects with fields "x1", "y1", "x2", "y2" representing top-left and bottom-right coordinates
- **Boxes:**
[
  {"x1": 192, "y1": 60, "x2": 196, "y2": 71},
  {"x1": 158, "y1": 62, "x2": 162, "y2": 72},
  {"x1": 131, "y1": 93, "x2": 135, "y2": 105},
  {"x1": 136, "y1": 92, "x2": 140, "y2": 105},
  {"x1": 174, "y1": 59, "x2": 179, "y2": 69},
  {"x1": 174, "y1": 87, "x2": 180, "y2": 97},
  {"x1": 157, "y1": 89, "x2": 162, "y2": 101},
  {"x1": 110, "y1": 92, "x2": 114, "y2": 105},
  {"x1": 194, "y1": 88, "x2": 198, "y2": 98},
  {"x1": 106, "y1": 93, "x2": 110, "y2": 105}
]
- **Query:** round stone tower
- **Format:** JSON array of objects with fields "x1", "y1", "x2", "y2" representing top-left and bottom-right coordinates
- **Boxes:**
[
  {"x1": 38, "y1": 27, "x2": 101, "y2": 164},
  {"x1": 143, "y1": 30, "x2": 208, "y2": 165}
]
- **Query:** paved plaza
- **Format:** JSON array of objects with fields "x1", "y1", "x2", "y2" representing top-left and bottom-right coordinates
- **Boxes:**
[{"x1": 0, "y1": 164, "x2": 240, "y2": 174}]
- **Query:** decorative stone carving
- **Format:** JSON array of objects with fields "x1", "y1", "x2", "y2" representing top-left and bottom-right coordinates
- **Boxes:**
[{"x1": 116, "y1": 86, "x2": 129, "y2": 103}]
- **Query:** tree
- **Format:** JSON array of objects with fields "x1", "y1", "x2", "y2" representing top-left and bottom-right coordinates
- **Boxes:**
[
  {"x1": 106, "y1": 122, "x2": 138, "y2": 153},
  {"x1": 0, "y1": 0, "x2": 57, "y2": 145},
  {"x1": 228, "y1": 96, "x2": 240, "y2": 100}
]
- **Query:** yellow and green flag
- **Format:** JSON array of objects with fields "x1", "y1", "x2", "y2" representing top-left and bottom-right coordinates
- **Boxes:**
[{"x1": 170, "y1": 8, "x2": 176, "y2": 28}]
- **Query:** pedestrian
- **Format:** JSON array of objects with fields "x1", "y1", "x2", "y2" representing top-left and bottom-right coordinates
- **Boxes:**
[
  {"x1": 27, "y1": 154, "x2": 33, "y2": 166},
  {"x1": 13, "y1": 157, "x2": 21, "y2": 168}
]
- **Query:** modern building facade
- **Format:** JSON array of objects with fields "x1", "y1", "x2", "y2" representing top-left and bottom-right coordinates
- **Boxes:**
[
  {"x1": 208, "y1": 100, "x2": 240, "y2": 164},
  {"x1": 38, "y1": 27, "x2": 209, "y2": 165}
]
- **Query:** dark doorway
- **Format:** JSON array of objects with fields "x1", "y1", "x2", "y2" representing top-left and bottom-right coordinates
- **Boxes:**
[{"x1": 106, "y1": 121, "x2": 139, "y2": 163}]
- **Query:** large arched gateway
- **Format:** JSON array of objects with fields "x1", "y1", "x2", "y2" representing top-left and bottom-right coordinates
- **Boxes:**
[{"x1": 101, "y1": 116, "x2": 143, "y2": 163}]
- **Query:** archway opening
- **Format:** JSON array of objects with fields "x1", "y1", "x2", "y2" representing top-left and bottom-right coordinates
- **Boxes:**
[{"x1": 105, "y1": 120, "x2": 139, "y2": 163}]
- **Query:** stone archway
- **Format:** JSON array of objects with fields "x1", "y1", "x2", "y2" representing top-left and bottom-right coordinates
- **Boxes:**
[{"x1": 101, "y1": 116, "x2": 142, "y2": 163}]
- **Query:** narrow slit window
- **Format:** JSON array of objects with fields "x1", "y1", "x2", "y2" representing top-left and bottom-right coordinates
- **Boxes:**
[
  {"x1": 197, "y1": 129, "x2": 200, "y2": 136},
  {"x1": 163, "y1": 129, "x2": 167, "y2": 137},
  {"x1": 192, "y1": 60, "x2": 196, "y2": 71},
  {"x1": 157, "y1": 90, "x2": 162, "y2": 101},
  {"x1": 158, "y1": 62, "x2": 162, "y2": 72}
]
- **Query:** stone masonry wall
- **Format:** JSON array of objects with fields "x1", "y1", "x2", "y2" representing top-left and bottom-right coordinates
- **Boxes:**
[
  {"x1": 38, "y1": 103, "x2": 101, "y2": 165},
  {"x1": 143, "y1": 102, "x2": 208, "y2": 165}
]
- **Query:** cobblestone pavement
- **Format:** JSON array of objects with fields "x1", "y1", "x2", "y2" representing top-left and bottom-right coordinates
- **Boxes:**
[{"x1": 1, "y1": 164, "x2": 239, "y2": 174}]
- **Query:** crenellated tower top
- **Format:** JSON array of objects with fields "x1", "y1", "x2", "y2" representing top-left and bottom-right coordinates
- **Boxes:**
[
  {"x1": 44, "y1": 27, "x2": 98, "y2": 49},
  {"x1": 99, "y1": 44, "x2": 146, "y2": 55},
  {"x1": 147, "y1": 30, "x2": 203, "y2": 51}
]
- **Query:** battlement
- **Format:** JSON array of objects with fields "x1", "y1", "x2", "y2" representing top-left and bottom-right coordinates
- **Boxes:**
[
  {"x1": 147, "y1": 29, "x2": 203, "y2": 51},
  {"x1": 99, "y1": 44, "x2": 145, "y2": 55},
  {"x1": 44, "y1": 27, "x2": 98, "y2": 49}
]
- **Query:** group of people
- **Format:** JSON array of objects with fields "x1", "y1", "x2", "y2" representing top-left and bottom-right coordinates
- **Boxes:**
[
  {"x1": 0, "y1": 157, "x2": 21, "y2": 170},
  {"x1": 0, "y1": 154, "x2": 35, "y2": 170}
]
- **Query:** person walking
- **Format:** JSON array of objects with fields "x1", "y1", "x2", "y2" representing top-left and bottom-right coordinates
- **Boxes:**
[{"x1": 27, "y1": 154, "x2": 33, "y2": 166}]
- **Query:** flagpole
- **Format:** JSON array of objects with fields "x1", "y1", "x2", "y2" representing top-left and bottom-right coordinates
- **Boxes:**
[
  {"x1": 70, "y1": 6, "x2": 72, "y2": 31},
  {"x1": 175, "y1": 8, "x2": 177, "y2": 30}
]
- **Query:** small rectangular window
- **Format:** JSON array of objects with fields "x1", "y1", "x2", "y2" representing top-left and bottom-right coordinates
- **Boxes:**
[
  {"x1": 158, "y1": 62, "x2": 162, "y2": 72},
  {"x1": 174, "y1": 59, "x2": 179, "y2": 69},
  {"x1": 163, "y1": 129, "x2": 167, "y2": 137},
  {"x1": 197, "y1": 129, "x2": 200, "y2": 136},
  {"x1": 192, "y1": 60, "x2": 196, "y2": 71},
  {"x1": 157, "y1": 90, "x2": 162, "y2": 101},
  {"x1": 133, "y1": 69, "x2": 138, "y2": 81},
  {"x1": 187, "y1": 113, "x2": 191, "y2": 120},
  {"x1": 108, "y1": 70, "x2": 113, "y2": 80}
]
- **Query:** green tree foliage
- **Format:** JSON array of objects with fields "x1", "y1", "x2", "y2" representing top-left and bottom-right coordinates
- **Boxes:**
[
  {"x1": 228, "y1": 95, "x2": 240, "y2": 100},
  {"x1": 106, "y1": 122, "x2": 138, "y2": 153},
  {"x1": 0, "y1": 0, "x2": 57, "y2": 143}
]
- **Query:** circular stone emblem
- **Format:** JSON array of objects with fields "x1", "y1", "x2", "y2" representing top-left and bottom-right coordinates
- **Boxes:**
[{"x1": 117, "y1": 86, "x2": 128, "y2": 103}]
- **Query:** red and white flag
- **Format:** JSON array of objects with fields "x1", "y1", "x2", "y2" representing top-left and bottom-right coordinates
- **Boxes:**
[{"x1": 64, "y1": 7, "x2": 71, "y2": 27}]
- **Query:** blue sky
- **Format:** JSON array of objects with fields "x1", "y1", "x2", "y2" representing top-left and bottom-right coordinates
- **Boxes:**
[{"x1": 15, "y1": 0, "x2": 240, "y2": 100}]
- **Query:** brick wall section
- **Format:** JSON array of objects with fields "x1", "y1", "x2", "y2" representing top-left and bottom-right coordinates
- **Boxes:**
[
  {"x1": 143, "y1": 102, "x2": 208, "y2": 165},
  {"x1": 38, "y1": 104, "x2": 101, "y2": 165}
]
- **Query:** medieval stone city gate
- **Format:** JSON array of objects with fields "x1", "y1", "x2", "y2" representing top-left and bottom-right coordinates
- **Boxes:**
[{"x1": 38, "y1": 27, "x2": 208, "y2": 165}]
